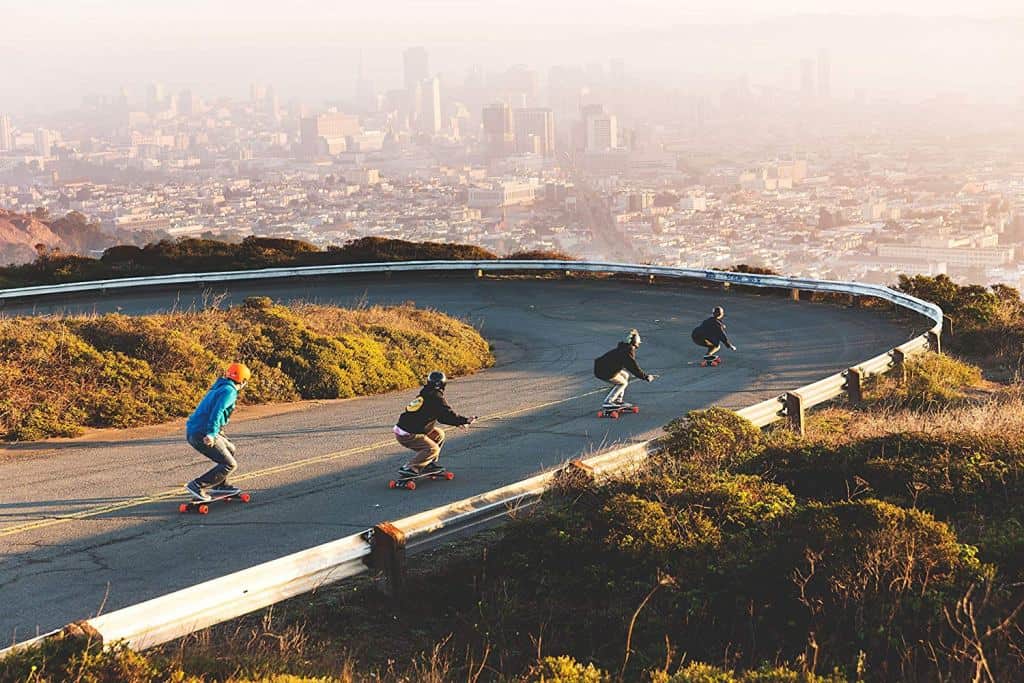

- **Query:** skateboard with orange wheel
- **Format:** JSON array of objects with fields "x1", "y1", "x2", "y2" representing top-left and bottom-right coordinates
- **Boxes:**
[
  {"x1": 700, "y1": 356, "x2": 722, "y2": 367},
  {"x1": 598, "y1": 402, "x2": 640, "y2": 419},
  {"x1": 388, "y1": 467, "x2": 455, "y2": 491},
  {"x1": 178, "y1": 490, "x2": 251, "y2": 515}
]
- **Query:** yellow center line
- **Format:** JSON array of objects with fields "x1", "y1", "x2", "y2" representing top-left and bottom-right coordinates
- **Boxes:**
[{"x1": 0, "y1": 386, "x2": 609, "y2": 539}]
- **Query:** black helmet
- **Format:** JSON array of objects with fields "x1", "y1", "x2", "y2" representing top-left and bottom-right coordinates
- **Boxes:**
[
  {"x1": 712, "y1": 306, "x2": 724, "y2": 318},
  {"x1": 426, "y1": 370, "x2": 447, "y2": 388}
]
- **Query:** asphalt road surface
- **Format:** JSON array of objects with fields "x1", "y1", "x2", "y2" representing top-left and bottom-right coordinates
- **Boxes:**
[{"x1": 0, "y1": 276, "x2": 920, "y2": 643}]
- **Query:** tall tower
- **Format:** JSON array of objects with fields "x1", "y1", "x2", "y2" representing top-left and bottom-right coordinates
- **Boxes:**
[
  {"x1": 403, "y1": 46, "x2": 429, "y2": 91},
  {"x1": 800, "y1": 59, "x2": 815, "y2": 98},
  {"x1": 421, "y1": 77, "x2": 441, "y2": 134},
  {"x1": 817, "y1": 49, "x2": 831, "y2": 98},
  {"x1": 0, "y1": 114, "x2": 12, "y2": 152}
]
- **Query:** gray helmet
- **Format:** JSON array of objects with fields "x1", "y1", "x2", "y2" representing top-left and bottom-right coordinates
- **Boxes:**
[
  {"x1": 625, "y1": 328, "x2": 641, "y2": 346},
  {"x1": 712, "y1": 306, "x2": 724, "y2": 318},
  {"x1": 426, "y1": 370, "x2": 447, "y2": 388}
]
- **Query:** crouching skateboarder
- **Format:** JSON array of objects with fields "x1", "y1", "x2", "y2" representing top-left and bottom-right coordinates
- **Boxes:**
[
  {"x1": 594, "y1": 329, "x2": 655, "y2": 414},
  {"x1": 394, "y1": 371, "x2": 477, "y2": 478},
  {"x1": 184, "y1": 362, "x2": 251, "y2": 502},
  {"x1": 691, "y1": 306, "x2": 737, "y2": 366}
]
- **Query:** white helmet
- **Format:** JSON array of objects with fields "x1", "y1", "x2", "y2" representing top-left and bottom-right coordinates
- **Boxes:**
[{"x1": 625, "y1": 328, "x2": 641, "y2": 346}]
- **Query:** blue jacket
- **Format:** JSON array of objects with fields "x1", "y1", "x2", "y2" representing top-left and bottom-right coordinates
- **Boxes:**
[{"x1": 186, "y1": 377, "x2": 238, "y2": 438}]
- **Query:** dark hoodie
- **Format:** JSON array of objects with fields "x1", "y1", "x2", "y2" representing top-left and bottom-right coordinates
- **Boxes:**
[
  {"x1": 594, "y1": 342, "x2": 647, "y2": 381},
  {"x1": 396, "y1": 385, "x2": 472, "y2": 434},
  {"x1": 692, "y1": 316, "x2": 731, "y2": 346}
]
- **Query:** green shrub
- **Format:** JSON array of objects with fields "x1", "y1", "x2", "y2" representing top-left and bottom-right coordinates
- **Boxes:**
[
  {"x1": 525, "y1": 656, "x2": 610, "y2": 683},
  {"x1": 870, "y1": 353, "x2": 982, "y2": 408},
  {"x1": 662, "y1": 407, "x2": 763, "y2": 470},
  {"x1": 655, "y1": 662, "x2": 847, "y2": 683}
]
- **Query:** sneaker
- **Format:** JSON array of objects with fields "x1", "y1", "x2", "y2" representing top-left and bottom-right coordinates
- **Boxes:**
[
  {"x1": 399, "y1": 464, "x2": 419, "y2": 476},
  {"x1": 422, "y1": 462, "x2": 444, "y2": 474},
  {"x1": 185, "y1": 480, "x2": 211, "y2": 502},
  {"x1": 209, "y1": 483, "x2": 241, "y2": 497}
]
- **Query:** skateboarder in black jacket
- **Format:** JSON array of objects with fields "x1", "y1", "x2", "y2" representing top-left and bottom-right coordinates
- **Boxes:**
[
  {"x1": 394, "y1": 371, "x2": 477, "y2": 475},
  {"x1": 691, "y1": 306, "x2": 738, "y2": 361},
  {"x1": 594, "y1": 329, "x2": 654, "y2": 407}
]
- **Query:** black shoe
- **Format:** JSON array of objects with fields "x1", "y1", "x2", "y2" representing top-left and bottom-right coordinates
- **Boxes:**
[
  {"x1": 422, "y1": 463, "x2": 444, "y2": 474},
  {"x1": 399, "y1": 464, "x2": 419, "y2": 476},
  {"x1": 185, "y1": 480, "x2": 211, "y2": 502}
]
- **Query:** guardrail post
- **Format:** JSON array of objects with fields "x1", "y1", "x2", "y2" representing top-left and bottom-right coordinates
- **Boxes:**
[
  {"x1": 790, "y1": 288, "x2": 800, "y2": 301},
  {"x1": 368, "y1": 522, "x2": 406, "y2": 596},
  {"x1": 555, "y1": 459, "x2": 596, "y2": 487},
  {"x1": 892, "y1": 348, "x2": 907, "y2": 383},
  {"x1": 475, "y1": 268, "x2": 483, "y2": 279},
  {"x1": 846, "y1": 367, "x2": 863, "y2": 403},
  {"x1": 927, "y1": 330, "x2": 941, "y2": 354},
  {"x1": 785, "y1": 391, "x2": 805, "y2": 436},
  {"x1": 648, "y1": 274, "x2": 655, "y2": 286}
]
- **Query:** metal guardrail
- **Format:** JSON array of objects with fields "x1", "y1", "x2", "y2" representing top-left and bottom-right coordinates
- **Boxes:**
[
  {"x1": 0, "y1": 261, "x2": 943, "y2": 658},
  {"x1": 0, "y1": 259, "x2": 945, "y2": 329}
]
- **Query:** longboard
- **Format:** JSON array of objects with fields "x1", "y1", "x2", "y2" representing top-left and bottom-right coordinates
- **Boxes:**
[
  {"x1": 388, "y1": 468, "x2": 455, "y2": 491},
  {"x1": 700, "y1": 357, "x2": 722, "y2": 367},
  {"x1": 598, "y1": 403, "x2": 640, "y2": 419},
  {"x1": 178, "y1": 490, "x2": 251, "y2": 515}
]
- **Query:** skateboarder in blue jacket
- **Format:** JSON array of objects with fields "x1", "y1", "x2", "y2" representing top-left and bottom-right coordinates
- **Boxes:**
[
  {"x1": 184, "y1": 363, "x2": 251, "y2": 501},
  {"x1": 691, "y1": 307, "x2": 738, "y2": 362}
]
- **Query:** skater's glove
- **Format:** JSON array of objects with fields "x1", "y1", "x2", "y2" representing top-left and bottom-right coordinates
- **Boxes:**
[
  {"x1": 202, "y1": 434, "x2": 215, "y2": 447},
  {"x1": 460, "y1": 416, "x2": 478, "y2": 430},
  {"x1": 729, "y1": 344, "x2": 738, "y2": 351},
  {"x1": 645, "y1": 374, "x2": 655, "y2": 382}
]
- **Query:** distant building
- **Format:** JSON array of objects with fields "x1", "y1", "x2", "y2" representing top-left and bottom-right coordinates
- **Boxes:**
[
  {"x1": 482, "y1": 103, "x2": 514, "y2": 157},
  {"x1": 0, "y1": 115, "x2": 12, "y2": 152},
  {"x1": 33, "y1": 129, "x2": 53, "y2": 157},
  {"x1": 585, "y1": 112, "x2": 617, "y2": 152},
  {"x1": 800, "y1": 59, "x2": 815, "y2": 98},
  {"x1": 512, "y1": 107, "x2": 555, "y2": 156},
  {"x1": 403, "y1": 46, "x2": 429, "y2": 90},
  {"x1": 817, "y1": 49, "x2": 831, "y2": 98},
  {"x1": 877, "y1": 244, "x2": 1013, "y2": 270},
  {"x1": 300, "y1": 113, "x2": 361, "y2": 158},
  {"x1": 420, "y1": 77, "x2": 442, "y2": 134},
  {"x1": 468, "y1": 180, "x2": 537, "y2": 209}
]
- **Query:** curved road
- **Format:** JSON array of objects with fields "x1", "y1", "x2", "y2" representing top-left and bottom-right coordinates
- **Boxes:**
[{"x1": 0, "y1": 276, "x2": 917, "y2": 642}]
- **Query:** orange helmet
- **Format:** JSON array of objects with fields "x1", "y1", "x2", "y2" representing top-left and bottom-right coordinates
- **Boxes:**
[{"x1": 225, "y1": 362, "x2": 252, "y2": 384}]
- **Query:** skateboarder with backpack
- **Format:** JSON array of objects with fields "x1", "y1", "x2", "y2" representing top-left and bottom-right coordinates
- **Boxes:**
[
  {"x1": 393, "y1": 371, "x2": 477, "y2": 477},
  {"x1": 184, "y1": 362, "x2": 251, "y2": 502},
  {"x1": 691, "y1": 306, "x2": 737, "y2": 366},
  {"x1": 593, "y1": 329, "x2": 655, "y2": 411}
]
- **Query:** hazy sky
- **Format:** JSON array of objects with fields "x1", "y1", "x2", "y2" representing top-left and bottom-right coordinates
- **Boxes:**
[{"x1": 2, "y1": 1, "x2": 1024, "y2": 114}]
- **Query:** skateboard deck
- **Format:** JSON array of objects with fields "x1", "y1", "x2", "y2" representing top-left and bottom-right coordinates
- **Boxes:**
[
  {"x1": 178, "y1": 490, "x2": 251, "y2": 515},
  {"x1": 598, "y1": 403, "x2": 640, "y2": 419},
  {"x1": 389, "y1": 468, "x2": 455, "y2": 490},
  {"x1": 700, "y1": 356, "x2": 722, "y2": 367}
]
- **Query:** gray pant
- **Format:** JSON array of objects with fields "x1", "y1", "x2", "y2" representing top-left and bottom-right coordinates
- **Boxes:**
[
  {"x1": 603, "y1": 370, "x2": 630, "y2": 405},
  {"x1": 188, "y1": 433, "x2": 237, "y2": 487}
]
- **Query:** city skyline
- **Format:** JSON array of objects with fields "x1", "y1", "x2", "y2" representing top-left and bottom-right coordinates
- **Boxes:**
[{"x1": 4, "y1": 4, "x2": 1024, "y2": 113}]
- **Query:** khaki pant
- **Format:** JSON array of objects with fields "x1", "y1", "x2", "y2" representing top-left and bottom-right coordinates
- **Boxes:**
[
  {"x1": 603, "y1": 370, "x2": 630, "y2": 405},
  {"x1": 395, "y1": 427, "x2": 446, "y2": 467}
]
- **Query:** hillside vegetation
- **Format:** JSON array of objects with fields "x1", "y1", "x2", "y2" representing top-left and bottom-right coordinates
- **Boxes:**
[
  {"x1": 0, "y1": 297, "x2": 492, "y2": 441},
  {"x1": 0, "y1": 233, "x2": 499, "y2": 289}
]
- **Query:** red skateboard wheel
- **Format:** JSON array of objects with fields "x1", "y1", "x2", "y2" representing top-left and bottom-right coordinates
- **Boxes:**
[
  {"x1": 240, "y1": 493, "x2": 251, "y2": 502},
  {"x1": 388, "y1": 480, "x2": 397, "y2": 489},
  {"x1": 178, "y1": 503, "x2": 188, "y2": 513},
  {"x1": 444, "y1": 471, "x2": 455, "y2": 480},
  {"x1": 406, "y1": 481, "x2": 416, "y2": 490}
]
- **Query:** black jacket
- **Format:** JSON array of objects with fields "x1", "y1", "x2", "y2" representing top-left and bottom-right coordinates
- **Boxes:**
[
  {"x1": 594, "y1": 342, "x2": 647, "y2": 381},
  {"x1": 396, "y1": 385, "x2": 472, "y2": 434},
  {"x1": 692, "y1": 316, "x2": 731, "y2": 345}
]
